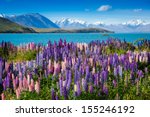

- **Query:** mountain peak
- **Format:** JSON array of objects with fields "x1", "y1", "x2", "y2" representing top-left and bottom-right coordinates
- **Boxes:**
[
  {"x1": 6, "y1": 13, "x2": 59, "y2": 28},
  {"x1": 57, "y1": 18, "x2": 87, "y2": 24},
  {"x1": 55, "y1": 18, "x2": 88, "y2": 29},
  {"x1": 122, "y1": 19, "x2": 147, "y2": 26},
  {"x1": 0, "y1": 13, "x2": 6, "y2": 18}
]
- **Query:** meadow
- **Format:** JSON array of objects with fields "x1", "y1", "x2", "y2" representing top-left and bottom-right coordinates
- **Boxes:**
[{"x1": 0, "y1": 38, "x2": 149, "y2": 100}]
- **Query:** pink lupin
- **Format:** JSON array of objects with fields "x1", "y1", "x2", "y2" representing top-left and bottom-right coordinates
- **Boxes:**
[
  {"x1": 29, "y1": 85, "x2": 33, "y2": 92},
  {"x1": 16, "y1": 88, "x2": 21, "y2": 99},
  {"x1": 13, "y1": 78, "x2": 16, "y2": 90},
  {"x1": 23, "y1": 76, "x2": 28, "y2": 90},
  {"x1": 27, "y1": 74, "x2": 31, "y2": 85},
  {"x1": 28, "y1": 79, "x2": 34, "y2": 92},
  {"x1": 19, "y1": 80, "x2": 23, "y2": 91},
  {"x1": 35, "y1": 81, "x2": 40, "y2": 94},
  {"x1": 31, "y1": 79, "x2": 35, "y2": 91},
  {"x1": 1, "y1": 93, "x2": 5, "y2": 100}
]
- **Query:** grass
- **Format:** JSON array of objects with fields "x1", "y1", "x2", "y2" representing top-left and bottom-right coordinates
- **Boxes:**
[{"x1": 8, "y1": 50, "x2": 37, "y2": 62}]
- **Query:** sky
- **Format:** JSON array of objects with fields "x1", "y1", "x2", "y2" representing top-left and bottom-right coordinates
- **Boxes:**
[{"x1": 0, "y1": 0, "x2": 150, "y2": 24}]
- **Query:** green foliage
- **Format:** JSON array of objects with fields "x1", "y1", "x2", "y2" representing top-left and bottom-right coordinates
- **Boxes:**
[
  {"x1": 0, "y1": 17, "x2": 34, "y2": 33},
  {"x1": 8, "y1": 50, "x2": 37, "y2": 62}
]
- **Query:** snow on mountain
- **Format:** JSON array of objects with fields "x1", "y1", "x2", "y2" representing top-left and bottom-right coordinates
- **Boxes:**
[
  {"x1": 55, "y1": 18, "x2": 88, "y2": 29},
  {"x1": 122, "y1": 19, "x2": 147, "y2": 26},
  {"x1": 88, "y1": 21, "x2": 105, "y2": 28},
  {"x1": 0, "y1": 13, "x2": 5, "y2": 18},
  {"x1": 55, "y1": 18, "x2": 150, "y2": 32},
  {"x1": 2, "y1": 13, "x2": 150, "y2": 33}
]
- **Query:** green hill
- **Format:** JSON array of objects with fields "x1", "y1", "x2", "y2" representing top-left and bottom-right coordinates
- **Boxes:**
[
  {"x1": 33, "y1": 28, "x2": 114, "y2": 33},
  {"x1": 0, "y1": 17, "x2": 35, "y2": 33}
]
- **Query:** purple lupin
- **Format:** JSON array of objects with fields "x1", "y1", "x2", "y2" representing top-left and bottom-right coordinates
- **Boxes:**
[
  {"x1": 118, "y1": 65, "x2": 123, "y2": 78},
  {"x1": 59, "y1": 78, "x2": 63, "y2": 96},
  {"x1": 82, "y1": 78, "x2": 88, "y2": 92},
  {"x1": 66, "y1": 70, "x2": 72, "y2": 90},
  {"x1": 63, "y1": 87, "x2": 68, "y2": 100},
  {"x1": 89, "y1": 84, "x2": 93, "y2": 93},
  {"x1": 0, "y1": 58, "x2": 2, "y2": 84},
  {"x1": 51, "y1": 88, "x2": 55, "y2": 100},
  {"x1": 103, "y1": 84, "x2": 108, "y2": 95},
  {"x1": 77, "y1": 81, "x2": 81, "y2": 96}
]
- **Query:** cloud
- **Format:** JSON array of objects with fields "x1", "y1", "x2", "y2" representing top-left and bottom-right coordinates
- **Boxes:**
[
  {"x1": 97, "y1": 5, "x2": 112, "y2": 11},
  {"x1": 133, "y1": 9, "x2": 143, "y2": 12}
]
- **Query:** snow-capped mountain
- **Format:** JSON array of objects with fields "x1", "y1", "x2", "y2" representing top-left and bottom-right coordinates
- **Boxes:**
[
  {"x1": 88, "y1": 21, "x2": 105, "y2": 28},
  {"x1": 122, "y1": 19, "x2": 147, "y2": 26},
  {"x1": 55, "y1": 18, "x2": 88, "y2": 29},
  {"x1": 55, "y1": 18, "x2": 150, "y2": 32},
  {"x1": 2, "y1": 13, "x2": 150, "y2": 32},
  {"x1": 5, "y1": 13, "x2": 59, "y2": 28},
  {"x1": 0, "y1": 13, "x2": 6, "y2": 18},
  {"x1": 109, "y1": 19, "x2": 150, "y2": 32}
]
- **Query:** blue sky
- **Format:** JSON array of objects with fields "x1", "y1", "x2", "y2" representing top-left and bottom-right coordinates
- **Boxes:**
[{"x1": 0, "y1": 0, "x2": 150, "y2": 24}]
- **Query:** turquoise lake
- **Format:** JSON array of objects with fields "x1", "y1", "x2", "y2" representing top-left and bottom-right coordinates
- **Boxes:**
[{"x1": 0, "y1": 33, "x2": 150, "y2": 45}]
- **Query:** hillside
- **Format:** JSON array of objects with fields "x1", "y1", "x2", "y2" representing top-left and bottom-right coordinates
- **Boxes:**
[
  {"x1": 6, "y1": 13, "x2": 59, "y2": 28},
  {"x1": 33, "y1": 28, "x2": 114, "y2": 33},
  {"x1": 0, "y1": 17, "x2": 35, "y2": 33}
]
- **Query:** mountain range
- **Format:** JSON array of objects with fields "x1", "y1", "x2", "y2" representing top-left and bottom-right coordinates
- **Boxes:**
[
  {"x1": 0, "y1": 13, "x2": 150, "y2": 33},
  {"x1": 55, "y1": 18, "x2": 150, "y2": 33}
]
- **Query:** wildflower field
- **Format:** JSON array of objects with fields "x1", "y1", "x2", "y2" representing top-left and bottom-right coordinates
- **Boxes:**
[{"x1": 0, "y1": 38, "x2": 150, "y2": 100}]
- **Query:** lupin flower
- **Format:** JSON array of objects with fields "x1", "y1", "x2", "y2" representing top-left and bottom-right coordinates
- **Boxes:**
[
  {"x1": 114, "y1": 67, "x2": 118, "y2": 77},
  {"x1": 1, "y1": 93, "x2": 5, "y2": 100},
  {"x1": 63, "y1": 87, "x2": 68, "y2": 100},
  {"x1": 130, "y1": 71, "x2": 134, "y2": 80},
  {"x1": 66, "y1": 70, "x2": 71, "y2": 90},
  {"x1": 56, "y1": 93, "x2": 59, "y2": 100},
  {"x1": 27, "y1": 74, "x2": 31, "y2": 85},
  {"x1": 85, "y1": 65, "x2": 90, "y2": 82},
  {"x1": 144, "y1": 67, "x2": 148, "y2": 74},
  {"x1": 19, "y1": 80, "x2": 23, "y2": 91},
  {"x1": 59, "y1": 78, "x2": 63, "y2": 96},
  {"x1": 0, "y1": 38, "x2": 149, "y2": 100},
  {"x1": 35, "y1": 81, "x2": 40, "y2": 94},
  {"x1": 0, "y1": 59, "x2": 2, "y2": 84},
  {"x1": 3, "y1": 80, "x2": 6, "y2": 91},
  {"x1": 118, "y1": 65, "x2": 123, "y2": 77},
  {"x1": 51, "y1": 88, "x2": 55, "y2": 100},
  {"x1": 137, "y1": 70, "x2": 144, "y2": 79},
  {"x1": 74, "y1": 67, "x2": 78, "y2": 84},
  {"x1": 23, "y1": 76, "x2": 28, "y2": 90},
  {"x1": 103, "y1": 84, "x2": 108, "y2": 95},
  {"x1": 31, "y1": 79, "x2": 35, "y2": 91},
  {"x1": 82, "y1": 78, "x2": 88, "y2": 92},
  {"x1": 13, "y1": 78, "x2": 17, "y2": 90},
  {"x1": 6, "y1": 74, "x2": 10, "y2": 88},
  {"x1": 76, "y1": 81, "x2": 81, "y2": 96},
  {"x1": 101, "y1": 70, "x2": 108, "y2": 83},
  {"x1": 113, "y1": 80, "x2": 117, "y2": 87},
  {"x1": 89, "y1": 84, "x2": 93, "y2": 93},
  {"x1": 16, "y1": 88, "x2": 21, "y2": 99}
]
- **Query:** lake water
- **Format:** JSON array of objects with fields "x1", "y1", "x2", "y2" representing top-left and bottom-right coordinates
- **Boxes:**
[{"x1": 0, "y1": 33, "x2": 150, "y2": 45}]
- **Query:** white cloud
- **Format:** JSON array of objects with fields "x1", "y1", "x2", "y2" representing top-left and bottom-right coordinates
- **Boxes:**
[
  {"x1": 97, "y1": 5, "x2": 112, "y2": 11},
  {"x1": 133, "y1": 9, "x2": 142, "y2": 12}
]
